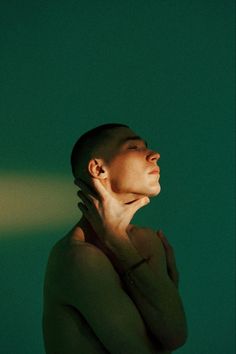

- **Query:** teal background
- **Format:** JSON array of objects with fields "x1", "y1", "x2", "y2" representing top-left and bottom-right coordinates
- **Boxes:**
[{"x1": 0, "y1": 1, "x2": 235, "y2": 353}]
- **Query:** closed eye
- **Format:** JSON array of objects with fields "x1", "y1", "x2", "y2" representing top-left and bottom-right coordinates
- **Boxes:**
[{"x1": 128, "y1": 146, "x2": 138, "y2": 149}]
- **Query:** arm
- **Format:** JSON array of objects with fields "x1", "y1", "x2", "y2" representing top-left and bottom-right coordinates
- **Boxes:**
[
  {"x1": 62, "y1": 244, "x2": 170, "y2": 354},
  {"x1": 76, "y1": 178, "x2": 187, "y2": 351},
  {"x1": 109, "y1": 227, "x2": 187, "y2": 351}
]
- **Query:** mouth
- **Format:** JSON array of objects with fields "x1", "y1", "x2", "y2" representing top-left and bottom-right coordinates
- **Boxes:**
[{"x1": 148, "y1": 168, "x2": 160, "y2": 174}]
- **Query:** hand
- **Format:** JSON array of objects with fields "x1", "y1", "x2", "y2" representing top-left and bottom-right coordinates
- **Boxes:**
[
  {"x1": 76, "y1": 178, "x2": 150, "y2": 246},
  {"x1": 157, "y1": 230, "x2": 179, "y2": 288}
]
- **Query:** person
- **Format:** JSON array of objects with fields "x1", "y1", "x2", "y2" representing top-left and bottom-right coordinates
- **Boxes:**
[{"x1": 42, "y1": 123, "x2": 188, "y2": 354}]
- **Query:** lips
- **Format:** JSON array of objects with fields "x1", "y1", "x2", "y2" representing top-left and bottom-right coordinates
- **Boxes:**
[{"x1": 149, "y1": 168, "x2": 160, "y2": 174}]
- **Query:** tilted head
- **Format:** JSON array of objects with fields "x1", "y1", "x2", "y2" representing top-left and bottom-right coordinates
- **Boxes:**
[{"x1": 71, "y1": 123, "x2": 161, "y2": 203}]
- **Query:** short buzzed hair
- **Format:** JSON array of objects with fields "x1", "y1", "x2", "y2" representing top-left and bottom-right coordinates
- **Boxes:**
[{"x1": 70, "y1": 123, "x2": 129, "y2": 179}]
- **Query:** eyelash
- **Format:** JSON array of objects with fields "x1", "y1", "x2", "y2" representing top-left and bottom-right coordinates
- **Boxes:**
[{"x1": 128, "y1": 145, "x2": 147, "y2": 150}]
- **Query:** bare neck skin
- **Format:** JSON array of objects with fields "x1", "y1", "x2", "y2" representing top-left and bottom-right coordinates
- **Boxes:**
[
  {"x1": 94, "y1": 176, "x2": 146, "y2": 204},
  {"x1": 74, "y1": 216, "x2": 117, "y2": 265},
  {"x1": 73, "y1": 176, "x2": 146, "y2": 247},
  {"x1": 74, "y1": 196, "x2": 140, "y2": 248},
  {"x1": 75, "y1": 215, "x2": 136, "y2": 275}
]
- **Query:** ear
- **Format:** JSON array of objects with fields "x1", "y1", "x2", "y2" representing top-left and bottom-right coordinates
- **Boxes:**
[{"x1": 87, "y1": 159, "x2": 108, "y2": 179}]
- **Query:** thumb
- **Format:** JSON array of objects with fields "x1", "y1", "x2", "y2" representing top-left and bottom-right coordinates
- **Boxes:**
[{"x1": 129, "y1": 196, "x2": 150, "y2": 214}]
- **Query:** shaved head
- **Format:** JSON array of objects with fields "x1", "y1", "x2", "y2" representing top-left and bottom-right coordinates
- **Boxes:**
[{"x1": 71, "y1": 123, "x2": 129, "y2": 182}]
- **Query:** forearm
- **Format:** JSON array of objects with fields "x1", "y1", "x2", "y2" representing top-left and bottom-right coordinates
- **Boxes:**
[
  {"x1": 108, "y1": 236, "x2": 187, "y2": 351},
  {"x1": 124, "y1": 266, "x2": 186, "y2": 350}
]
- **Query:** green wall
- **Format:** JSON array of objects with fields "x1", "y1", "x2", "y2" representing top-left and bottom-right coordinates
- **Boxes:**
[{"x1": 0, "y1": 1, "x2": 235, "y2": 353}]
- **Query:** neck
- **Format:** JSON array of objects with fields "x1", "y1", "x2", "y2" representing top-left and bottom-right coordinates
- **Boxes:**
[
  {"x1": 77, "y1": 216, "x2": 96, "y2": 242},
  {"x1": 104, "y1": 180, "x2": 145, "y2": 204},
  {"x1": 77, "y1": 216, "x2": 115, "y2": 257},
  {"x1": 76, "y1": 181, "x2": 145, "y2": 241}
]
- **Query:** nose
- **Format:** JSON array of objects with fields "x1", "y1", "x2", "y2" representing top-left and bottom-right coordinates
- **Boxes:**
[{"x1": 147, "y1": 150, "x2": 160, "y2": 162}]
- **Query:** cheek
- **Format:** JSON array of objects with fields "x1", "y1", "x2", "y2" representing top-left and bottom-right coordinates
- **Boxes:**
[
  {"x1": 108, "y1": 157, "x2": 142, "y2": 189},
  {"x1": 109, "y1": 165, "x2": 130, "y2": 185},
  {"x1": 111, "y1": 157, "x2": 141, "y2": 178},
  {"x1": 115, "y1": 170, "x2": 147, "y2": 193}
]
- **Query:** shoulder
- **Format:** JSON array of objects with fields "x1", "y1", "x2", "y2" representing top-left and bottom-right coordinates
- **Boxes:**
[
  {"x1": 47, "y1": 238, "x2": 119, "y2": 288},
  {"x1": 44, "y1": 238, "x2": 121, "y2": 309},
  {"x1": 49, "y1": 237, "x2": 115, "y2": 275},
  {"x1": 67, "y1": 242, "x2": 118, "y2": 280}
]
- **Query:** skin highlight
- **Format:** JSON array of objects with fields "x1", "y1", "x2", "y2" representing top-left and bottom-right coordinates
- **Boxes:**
[
  {"x1": 75, "y1": 126, "x2": 161, "y2": 205},
  {"x1": 43, "y1": 126, "x2": 187, "y2": 354}
]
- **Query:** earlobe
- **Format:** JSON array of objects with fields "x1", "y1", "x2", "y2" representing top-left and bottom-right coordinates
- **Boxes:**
[{"x1": 101, "y1": 173, "x2": 106, "y2": 179}]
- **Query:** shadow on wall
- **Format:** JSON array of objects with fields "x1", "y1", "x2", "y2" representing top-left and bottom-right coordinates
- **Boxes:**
[{"x1": 0, "y1": 171, "x2": 80, "y2": 354}]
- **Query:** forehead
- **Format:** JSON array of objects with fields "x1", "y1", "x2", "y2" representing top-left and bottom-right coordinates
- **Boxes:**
[
  {"x1": 109, "y1": 127, "x2": 147, "y2": 148},
  {"x1": 96, "y1": 127, "x2": 147, "y2": 161}
]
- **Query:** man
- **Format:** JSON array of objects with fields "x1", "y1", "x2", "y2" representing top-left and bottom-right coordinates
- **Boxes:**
[{"x1": 43, "y1": 123, "x2": 188, "y2": 354}]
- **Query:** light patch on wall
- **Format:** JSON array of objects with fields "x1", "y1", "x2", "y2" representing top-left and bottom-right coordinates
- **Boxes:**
[{"x1": 0, "y1": 172, "x2": 80, "y2": 235}]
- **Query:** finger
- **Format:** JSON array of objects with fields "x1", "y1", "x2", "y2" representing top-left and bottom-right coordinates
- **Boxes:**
[
  {"x1": 78, "y1": 202, "x2": 90, "y2": 220},
  {"x1": 77, "y1": 190, "x2": 98, "y2": 207},
  {"x1": 157, "y1": 230, "x2": 172, "y2": 250},
  {"x1": 157, "y1": 231, "x2": 179, "y2": 287},
  {"x1": 157, "y1": 231, "x2": 177, "y2": 266},
  {"x1": 168, "y1": 265, "x2": 179, "y2": 287},
  {"x1": 91, "y1": 178, "x2": 110, "y2": 200},
  {"x1": 76, "y1": 178, "x2": 100, "y2": 199},
  {"x1": 127, "y1": 196, "x2": 150, "y2": 212},
  {"x1": 168, "y1": 268, "x2": 179, "y2": 288},
  {"x1": 123, "y1": 197, "x2": 150, "y2": 221}
]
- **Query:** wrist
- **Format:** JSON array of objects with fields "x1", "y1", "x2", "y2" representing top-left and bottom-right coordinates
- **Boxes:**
[
  {"x1": 105, "y1": 234, "x2": 144, "y2": 270},
  {"x1": 121, "y1": 257, "x2": 150, "y2": 283},
  {"x1": 103, "y1": 229, "x2": 129, "y2": 248}
]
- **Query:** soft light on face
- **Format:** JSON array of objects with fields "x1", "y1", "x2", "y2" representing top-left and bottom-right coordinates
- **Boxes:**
[{"x1": 104, "y1": 128, "x2": 161, "y2": 198}]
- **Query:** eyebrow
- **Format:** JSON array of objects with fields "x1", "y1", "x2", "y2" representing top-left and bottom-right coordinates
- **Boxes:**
[{"x1": 119, "y1": 136, "x2": 148, "y2": 148}]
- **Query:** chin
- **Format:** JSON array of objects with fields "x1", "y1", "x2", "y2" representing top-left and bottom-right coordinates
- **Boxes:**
[
  {"x1": 132, "y1": 183, "x2": 161, "y2": 199},
  {"x1": 148, "y1": 184, "x2": 161, "y2": 197}
]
